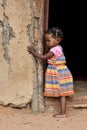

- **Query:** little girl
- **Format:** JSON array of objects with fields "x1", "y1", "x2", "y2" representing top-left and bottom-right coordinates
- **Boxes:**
[{"x1": 27, "y1": 27, "x2": 74, "y2": 118}]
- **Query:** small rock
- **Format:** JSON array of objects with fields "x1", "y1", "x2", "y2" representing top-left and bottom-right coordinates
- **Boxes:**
[{"x1": 73, "y1": 104, "x2": 87, "y2": 108}]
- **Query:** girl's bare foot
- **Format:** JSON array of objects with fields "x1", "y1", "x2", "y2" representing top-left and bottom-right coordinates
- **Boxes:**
[{"x1": 53, "y1": 113, "x2": 66, "y2": 118}]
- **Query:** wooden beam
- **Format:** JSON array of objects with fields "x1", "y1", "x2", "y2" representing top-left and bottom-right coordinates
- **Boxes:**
[{"x1": 44, "y1": 0, "x2": 49, "y2": 31}]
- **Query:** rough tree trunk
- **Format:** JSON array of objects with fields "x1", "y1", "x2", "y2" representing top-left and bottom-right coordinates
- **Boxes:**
[{"x1": 29, "y1": 0, "x2": 45, "y2": 113}]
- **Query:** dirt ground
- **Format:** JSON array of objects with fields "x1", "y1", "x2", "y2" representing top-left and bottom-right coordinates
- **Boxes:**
[{"x1": 0, "y1": 105, "x2": 87, "y2": 130}]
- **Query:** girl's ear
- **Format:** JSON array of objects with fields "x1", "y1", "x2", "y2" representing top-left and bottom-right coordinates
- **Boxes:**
[{"x1": 56, "y1": 37, "x2": 62, "y2": 43}]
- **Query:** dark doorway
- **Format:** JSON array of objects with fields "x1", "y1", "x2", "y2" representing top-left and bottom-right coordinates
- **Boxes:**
[{"x1": 48, "y1": 0, "x2": 87, "y2": 80}]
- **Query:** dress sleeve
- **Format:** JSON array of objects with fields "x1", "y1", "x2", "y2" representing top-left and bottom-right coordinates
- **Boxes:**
[{"x1": 50, "y1": 46, "x2": 63, "y2": 57}]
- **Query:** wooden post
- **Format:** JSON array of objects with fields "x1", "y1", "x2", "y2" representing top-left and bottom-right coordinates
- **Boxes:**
[
  {"x1": 31, "y1": 0, "x2": 49, "y2": 113},
  {"x1": 44, "y1": 0, "x2": 49, "y2": 31}
]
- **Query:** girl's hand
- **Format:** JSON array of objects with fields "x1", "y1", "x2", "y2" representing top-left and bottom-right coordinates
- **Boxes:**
[
  {"x1": 27, "y1": 45, "x2": 54, "y2": 60},
  {"x1": 27, "y1": 46, "x2": 36, "y2": 54}
]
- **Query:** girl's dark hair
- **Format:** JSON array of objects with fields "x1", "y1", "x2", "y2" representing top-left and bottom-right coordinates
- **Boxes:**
[{"x1": 45, "y1": 27, "x2": 64, "y2": 39}]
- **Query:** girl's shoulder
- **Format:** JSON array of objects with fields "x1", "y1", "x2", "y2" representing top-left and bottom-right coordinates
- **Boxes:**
[
  {"x1": 51, "y1": 45, "x2": 62, "y2": 50},
  {"x1": 50, "y1": 45, "x2": 63, "y2": 57}
]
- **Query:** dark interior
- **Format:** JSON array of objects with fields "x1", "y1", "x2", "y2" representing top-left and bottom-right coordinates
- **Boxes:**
[{"x1": 48, "y1": 0, "x2": 87, "y2": 80}]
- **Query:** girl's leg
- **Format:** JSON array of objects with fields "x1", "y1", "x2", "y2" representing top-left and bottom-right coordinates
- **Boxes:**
[
  {"x1": 60, "y1": 96, "x2": 67, "y2": 115},
  {"x1": 53, "y1": 96, "x2": 67, "y2": 118}
]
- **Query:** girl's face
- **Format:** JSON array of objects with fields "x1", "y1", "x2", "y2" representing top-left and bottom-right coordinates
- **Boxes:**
[{"x1": 44, "y1": 33, "x2": 59, "y2": 48}]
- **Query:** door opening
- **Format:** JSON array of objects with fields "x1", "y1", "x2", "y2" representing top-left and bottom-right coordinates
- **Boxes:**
[
  {"x1": 48, "y1": 0, "x2": 87, "y2": 80},
  {"x1": 44, "y1": 0, "x2": 87, "y2": 104}
]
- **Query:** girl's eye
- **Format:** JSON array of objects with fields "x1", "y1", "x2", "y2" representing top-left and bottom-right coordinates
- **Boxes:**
[{"x1": 47, "y1": 40, "x2": 50, "y2": 42}]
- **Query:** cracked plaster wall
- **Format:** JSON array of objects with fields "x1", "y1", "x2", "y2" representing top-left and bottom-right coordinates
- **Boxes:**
[{"x1": 0, "y1": 0, "x2": 34, "y2": 107}]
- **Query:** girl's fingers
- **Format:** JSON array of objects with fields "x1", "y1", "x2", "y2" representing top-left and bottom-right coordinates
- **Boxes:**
[{"x1": 27, "y1": 46, "x2": 35, "y2": 54}]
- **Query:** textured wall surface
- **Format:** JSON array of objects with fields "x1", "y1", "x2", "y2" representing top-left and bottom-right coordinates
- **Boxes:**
[{"x1": 0, "y1": 0, "x2": 34, "y2": 107}]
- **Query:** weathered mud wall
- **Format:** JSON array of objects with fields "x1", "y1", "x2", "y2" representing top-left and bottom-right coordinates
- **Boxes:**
[{"x1": 0, "y1": 0, "x2": 35, "y2": 107}]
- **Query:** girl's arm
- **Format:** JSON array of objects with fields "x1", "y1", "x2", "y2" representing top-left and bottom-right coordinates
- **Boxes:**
[{"x1": 27, "y1": 46, "x2": 54, "y2": 60}]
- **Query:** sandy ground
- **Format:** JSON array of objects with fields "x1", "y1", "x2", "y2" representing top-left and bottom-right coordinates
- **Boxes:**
[{"x1": 0, "y1": 105, "x2": 87, "y2": 130}]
